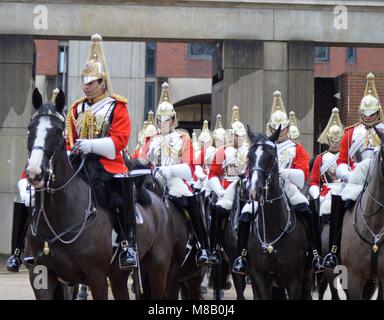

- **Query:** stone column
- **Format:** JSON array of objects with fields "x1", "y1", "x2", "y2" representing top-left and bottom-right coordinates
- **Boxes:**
[
  {"x1": 0, "y1": 36, "x2": 33, "y2": 254},
  {"x1": 213, "y1": 40, "x2": 314, "y2": 154}
]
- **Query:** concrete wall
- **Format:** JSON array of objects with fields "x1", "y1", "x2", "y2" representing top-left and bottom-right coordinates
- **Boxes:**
[
  {"x1": 168, "y1": 78, "x2": 212, "y2": 104},
  {"x1": 0, "y1": 36, "x2": 33, "y2": 254},
  {"x1": 213, "y1": 40, "x2": 315, "y2": 154},
  {"x1": 2, "y1": 1, "x2": 384, "y2": 45},
  {"x1": 67, "y1": 40, "x2": 146, "y2": 152}
]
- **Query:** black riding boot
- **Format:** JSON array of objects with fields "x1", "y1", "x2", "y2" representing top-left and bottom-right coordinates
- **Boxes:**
[
  {"x1": 232, "y1": 219, "x2": 251, "y2": 275},
  {"x1": 187, "y1": 194, "x2": 210, "y2": 267},
  {"x1": 323, "y1": 195, "x2": 346, "y2": 270},
  {"x1": 116, "y1": 177, "x2": 138, "y2": 270},
  {"x1": 295, "y1": 202, "x2": 324, "y2": 273},
  {"x1": 6, "y1": 202, "x2": 29, "y2": 272},
  {"x1": 210, "y1": 205, "x2": 230, "y2": 265}
]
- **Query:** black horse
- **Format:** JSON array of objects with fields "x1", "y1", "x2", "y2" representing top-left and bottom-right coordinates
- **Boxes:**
[
  {"x1": 243, "y1": 126, "x2": 312, "y2": 299},
  {"x1": 24, "y1": 89, "x2": 175, "y2": 299}
]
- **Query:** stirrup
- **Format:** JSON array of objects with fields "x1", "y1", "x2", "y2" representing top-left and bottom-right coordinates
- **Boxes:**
[{"x1": 119, "y1": 241, "x2": 138, "y2": 269}]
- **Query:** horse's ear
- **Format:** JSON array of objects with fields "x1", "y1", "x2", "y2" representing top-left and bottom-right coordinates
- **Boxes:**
[
  {"x1": 374, "y1": 125, "x2": 384, "y2": 144},
  {"x1": 55, "y1": 89, "x2": 66, "y2": 114},
  {"x1": 32, "y1": 88, "x2": 42, "y2": 110},
  {"x1": 247, "y1": 124, "x2": 257, "y2": 144},
  {"x1": 269, "y1": 125, "x2": 281, "y2": 143}
]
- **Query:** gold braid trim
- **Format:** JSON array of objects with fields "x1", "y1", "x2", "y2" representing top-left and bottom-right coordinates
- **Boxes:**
[
  {"x1": 65, "y1": 97, "x2": 86, "y2": 149},
  {"x1": 111, "y1": 94, "x2": 128, "y2": 104}
]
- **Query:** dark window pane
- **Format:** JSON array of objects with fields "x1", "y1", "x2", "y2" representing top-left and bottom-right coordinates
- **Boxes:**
[
  {"x1": 315, "y1": 47, "x2": 329, "y2": 62},
  {"x1": 188, "y1": 43, "x2": 216, "y2": 59},
  {"x1": 146, "y1": 42, "x2": 156, "y2": 76},
  {"x1": 144, "y1": 82, "x2": 156, "y2": 119},
  {"x1": 346, "y1": 47, "x2": 356, "y2": 63}
]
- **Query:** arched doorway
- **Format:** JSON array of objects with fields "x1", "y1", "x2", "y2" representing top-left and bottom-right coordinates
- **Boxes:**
[{"x1": 174, "y1": 94, "x2": 211, "y2": 135}]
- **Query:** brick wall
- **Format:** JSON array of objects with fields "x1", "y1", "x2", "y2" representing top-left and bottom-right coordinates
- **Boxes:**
[
  {"x1": 34, "y1": 39, "x2": 58, "y2": 76},
  {"x1": 315, "y1": 47, "x2": 384, "y2": 78},
  {"x1": 156, "y1": 43, "x2": 212, "y2": 78},
  {"x1": 336, "y1": 72, "x2": 384, "y2": 126}
]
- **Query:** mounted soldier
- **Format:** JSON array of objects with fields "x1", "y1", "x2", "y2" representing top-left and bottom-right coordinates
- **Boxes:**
[
  {"x1": 65, "y1": 34, "x2": 138, "y2": 270},
  {"x1": 132, "y1": 111, "x2": 157, "y2": 160},
  {"x1": 288, "y1": 111, "x2": 301, "y2": 143},
  {"x1": 309, "y1": 108, "x2": 344, "y2": 268},
  {"x1": 193, "y1": 120, "x2": 215, "y2": 191},
  {"x1": 141, "y1": 82, "x2": 210, "y2": 266},
  {"x1": 6, "y1": 89, "x2": 60, "y2": 272},
  {"x1": 324, "y1": 73, "x2": 384, "y2": 269},
  {"x1": 265, "y1": 90, "x2": 324, "y2": 274},
  {"x1": 207, "y1": 106, "x2": 249, "y2": 269}
]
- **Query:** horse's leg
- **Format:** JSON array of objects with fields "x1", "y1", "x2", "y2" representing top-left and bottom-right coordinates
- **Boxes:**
[
  {"x1": 146, "y1": 265, "x2": 168, "y2": 299},
  {"x1": 166, "y1": 266, "x2": 181, "y2": 300},
  {"x1": 28, "y1": 270, "x2": 58, "y2": 300},
  {"x1": 327, "y1": 272, "x2": 340, "y2": 300},
  {"x1": 212, "y1": 263, "x2": 222, "y2": 300},
  {"x1": 183, "y1": 274, "x2": 204, "y2": 300},
  {"x1": 109, "y1": 271, "x2": 130, "y2": 300},
  {"x1": 88, "y1": 276, "x2": 109, "y2": 300},
  {"x1": 231, "y1": 273, "x2": 246, "y2": 300},
  {"x1": 250, "y1": 271, "x2": 270, "y2": 300},
  {"x1": 344, "y1": 271, "x2": 365, "y2": 300},
  {"x1": 286, "y1": 278, "x2": 302, "y2": 300}
]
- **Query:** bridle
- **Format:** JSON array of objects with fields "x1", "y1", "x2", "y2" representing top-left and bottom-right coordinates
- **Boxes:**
[
  {"x1": 248, "y1": 142, "x2": 281, "y2": 204},
  {"x1": 28, "y1": 110, "x2": 85, "y2": 193},
  {"x1": 28, "y1": 109, "x2": 96, "y2": 250},
  {"x1": 247, "y1": 141, "x2": 294, "y2": 254}
]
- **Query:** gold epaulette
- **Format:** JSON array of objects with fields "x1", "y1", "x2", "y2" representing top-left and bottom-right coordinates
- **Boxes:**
[
  {"x1": 176, "y1": 129, "x2": 191, "y2": 139},
  {"x1": 111, "y1": 94, "x2": 128, "y2": 104},
  {"x1": 65, "y1": 97, "x2": 86, "y2": 149},
  {"x1": 344, "y1": 122, "x2": 359, "y2": 131}
]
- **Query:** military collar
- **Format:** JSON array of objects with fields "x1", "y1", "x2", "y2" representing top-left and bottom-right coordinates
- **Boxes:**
[{"x1": 87, "y1": 93, "x2": 107, "y2": 105}]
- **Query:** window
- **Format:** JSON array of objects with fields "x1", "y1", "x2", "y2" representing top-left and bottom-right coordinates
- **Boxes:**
[
  {"x1": 145, "y1": 42, "x2": 156, "y2": 77},
  {"x1": 315, "y1": 47, "x2": 329, "y2": 62},
  {"x1": 188, "y1": 43, "x2": 216, "y2": 60},
  {"x1": 144, "y1": 82, "x2": 156, "y2": 119},
  {"x1": 346, "y1": 47, "x2": 356, "y2": 63},
  {"x1": 58, "y1": 47, "x2": 66, "y2": 74}
]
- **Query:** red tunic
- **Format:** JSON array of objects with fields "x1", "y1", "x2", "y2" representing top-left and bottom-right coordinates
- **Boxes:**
[
  {"x1": 208, "y1": 147, "x2": 231, "y2": 189},
  {"x1": 289, "y1": 143, "x2": 310, "y2": 180},
  {"x1": 309, "y1": 153, "x2": 330, "y2": 197},
  {"x1": 336, "y1": 123, "x2": 357, "y2": 170},
  {"x1": 66, "y1": 99, "x2": 131, "y2": 174}
]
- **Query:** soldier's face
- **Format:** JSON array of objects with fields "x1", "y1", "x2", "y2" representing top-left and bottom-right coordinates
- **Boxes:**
[
  {"x1": 271, "y1": 126, "x2": 289, "y2": 143},
  {"x1": 361, "y1": 111, "x2": 379, "y2": 124},
  {"x1": 83, "y1": 79, "x2": 104, "y2": 98},
  {"x1": 234, "y1": 134, "x2": 245, "y2": 147},
  {"x1": 328, "y1": 139, "x2": 341, "y2": 152},
  {"x1": 158, "y1": 118, "x2": 173, "y2": 134}
]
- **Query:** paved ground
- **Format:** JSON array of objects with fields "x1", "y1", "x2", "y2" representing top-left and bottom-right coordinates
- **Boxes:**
[{"x1": 0, "y1": 253, "x2": 344, "y2": 300}]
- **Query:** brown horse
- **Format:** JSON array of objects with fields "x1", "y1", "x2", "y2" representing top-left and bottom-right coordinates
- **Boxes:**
[
  {"x1": 341, "y1": 127, "x2": 384, "y2": 300},
  {"x1": 24, "y1": 89, "x2": 174, "y2": 299},
  {"x1": 138, "y1": 165, "x2": 207, "y2": 299}
]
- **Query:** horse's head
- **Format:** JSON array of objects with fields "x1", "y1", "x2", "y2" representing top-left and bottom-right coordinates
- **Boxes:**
[
  {"x1": 246, "y1": 125, "x2": 280, "y2": 201},
  {"x1": 374, "y1": 125, "x2": 384, "y2": 176},
  {"x1": 26, "y1": 88, "x2": 66, "y2": 188}
]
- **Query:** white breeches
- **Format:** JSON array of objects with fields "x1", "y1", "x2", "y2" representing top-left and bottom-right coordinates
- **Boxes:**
[
  {"x1": 282, "y1": 180, "x2": 308, "y2": 206},
  {"x1": 216, "y1": 181, "x2": 238, "y2": 210},
  {"x1": 341, "y1": 158, "x2": 372, "y2": 201}
]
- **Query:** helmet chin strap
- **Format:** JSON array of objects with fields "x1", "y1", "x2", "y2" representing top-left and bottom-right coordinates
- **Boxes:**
[
  {"x1": 359, "y1": 112, "x2": 381, "y2": 128},
  {"x1": 85, "y1": 80, "x2": 106, "y2": 99}
]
